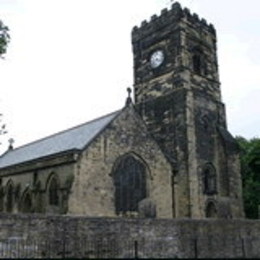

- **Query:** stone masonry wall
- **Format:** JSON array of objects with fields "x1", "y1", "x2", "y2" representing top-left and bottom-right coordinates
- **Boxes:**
[
  {"x1": 0, "y1": 155, "x2": 75, "y2": 214},
  {"x1": 68, "y1": 105, "x2": 173, "y2": 218},
  {"x1": 0, "y1": 214, "x2": 259, "y2": 258}
]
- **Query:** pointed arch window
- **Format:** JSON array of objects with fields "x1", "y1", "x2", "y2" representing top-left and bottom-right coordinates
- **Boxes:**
[
  {"x1": 49, "y1": 176, "x2": 59, "y2": 206},
  {"x1": 21, "y1": 192, "x2": 32, "y2": 213},
  {"x1": 113, "y1": 155, "x2": 147, "y2": 215},
  {"x1": 6, "y1": 181, "x2": 14, "y2": 213}
]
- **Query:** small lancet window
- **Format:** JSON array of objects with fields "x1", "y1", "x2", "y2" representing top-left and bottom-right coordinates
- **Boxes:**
[
  {"x1": 49, "y1": 177, "x2": 59, "y2": 206},
  {"x1": 21, "y1": 192, "x2": 32, "y2": 213},
  {"x1": 6, "y1": 182, "x2": 14, "y2": 213}
]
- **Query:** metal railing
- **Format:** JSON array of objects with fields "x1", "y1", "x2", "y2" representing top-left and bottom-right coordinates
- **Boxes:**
[{"x1": 0, "y1": 236, "x2": 259, "y2": 258}]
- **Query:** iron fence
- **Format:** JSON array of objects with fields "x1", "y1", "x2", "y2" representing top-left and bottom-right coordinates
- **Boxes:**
[{"x1": 0, "y1": 236, "x2": 259, "y2": 258}]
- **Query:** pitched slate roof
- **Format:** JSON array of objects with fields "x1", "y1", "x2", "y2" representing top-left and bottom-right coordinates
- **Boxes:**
[{"x1": 0, "y1": 110, "x2": 121, "y2": 169}]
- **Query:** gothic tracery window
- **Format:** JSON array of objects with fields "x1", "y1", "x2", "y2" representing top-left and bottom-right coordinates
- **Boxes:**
[
  {"x1": 49, "y1": 176, "x2": 59, "y2": 206},
  {"x1": 113, "y1": 155, "x2": 147, "y2": 215}
]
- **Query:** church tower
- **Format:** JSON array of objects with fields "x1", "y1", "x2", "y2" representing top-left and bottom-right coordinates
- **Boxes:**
[{"x1": 132, "y1": 2, "x2": 244, "y2": 218}]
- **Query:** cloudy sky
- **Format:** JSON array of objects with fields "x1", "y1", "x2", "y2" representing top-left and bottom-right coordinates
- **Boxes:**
[{"x1": 0, "y1": 0, "x2": 259, "y2": 153}]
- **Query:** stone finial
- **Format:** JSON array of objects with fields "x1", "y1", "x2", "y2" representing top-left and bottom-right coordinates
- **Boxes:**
[
  {"x1": 125, "y1": 87, "x2": 132, "y2": 106},
  {"x1": 8, "y1": 138, "x2": 14, "y2": 151}
]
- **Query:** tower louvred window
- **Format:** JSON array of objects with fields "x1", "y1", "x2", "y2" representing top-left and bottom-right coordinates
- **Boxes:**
[
  {"x1": 192, "y1": 47, "x2": 207, "y2": 76},
  {"x1": 193, "y1": 54, "x2": 202, "y2": 74},
  {"x1": 203, "y1": 164, "x2": 217, "y2": 195}
]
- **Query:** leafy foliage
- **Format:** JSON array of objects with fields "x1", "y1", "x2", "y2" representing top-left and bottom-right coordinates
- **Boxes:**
[
  {"x1": 0, "y1": 20, "x2": 10, "y2": 148},
  {"x1": 0, "y1": 20, "x2": 10, "y2": 58},
  {"x1": 0, "y1": 114, "x2": 7, "y2": 145},
  {"x1": 236, "y1": 136, "x2": 260, "y2": 219}
]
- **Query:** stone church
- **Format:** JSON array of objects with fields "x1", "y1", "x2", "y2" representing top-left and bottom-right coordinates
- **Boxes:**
[{"x1": 0, "y1": 2, "x2": 244, "y2": 219}]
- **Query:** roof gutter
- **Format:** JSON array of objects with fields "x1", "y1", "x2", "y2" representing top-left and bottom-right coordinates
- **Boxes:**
[{"x1": 0, "y1": 149, "x2": 81, "y2": 176}]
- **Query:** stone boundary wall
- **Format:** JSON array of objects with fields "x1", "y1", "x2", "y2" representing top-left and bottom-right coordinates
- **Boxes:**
[{"x1": 0, "y1": 214, "x2": 259, "y2": 258}]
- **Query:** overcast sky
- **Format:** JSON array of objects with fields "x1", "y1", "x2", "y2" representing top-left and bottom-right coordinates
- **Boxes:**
[{"x1": 0, "y1": 0, "x2": 259, "y2": 154}]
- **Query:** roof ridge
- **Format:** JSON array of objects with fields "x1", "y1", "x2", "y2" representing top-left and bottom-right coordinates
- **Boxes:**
[{"x1": 5, "y1": 109, "x2": 121, "y2": 154}]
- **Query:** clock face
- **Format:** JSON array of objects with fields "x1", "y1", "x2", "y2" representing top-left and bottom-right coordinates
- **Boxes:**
[{"x1": 150, "y1": 50, "x2": 165, "y2": 69}]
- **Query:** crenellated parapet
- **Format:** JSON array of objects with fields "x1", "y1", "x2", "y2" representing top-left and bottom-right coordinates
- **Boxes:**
[{"x1": 132, "y1": 2, "x2": 215, "y2": 42}]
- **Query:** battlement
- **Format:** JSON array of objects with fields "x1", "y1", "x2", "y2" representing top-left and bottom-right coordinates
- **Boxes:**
[{"x1": 132, "y1": 2, "x2": 215, "y2": 42}]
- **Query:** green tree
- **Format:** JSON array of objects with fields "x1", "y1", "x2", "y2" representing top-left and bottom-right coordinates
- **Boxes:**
[
  {"x1": 0, "y1": 20, "x2": 10, "y2": 58},
  {"x1": 0, "y1": 114, "x2": 7, "y2": 145},
  {"x1": 0, "y1": 20, "x2": 9, "y2": 147},
  {"x1": 236, "y1": 136, "x2": 260, "y2": 219}
]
